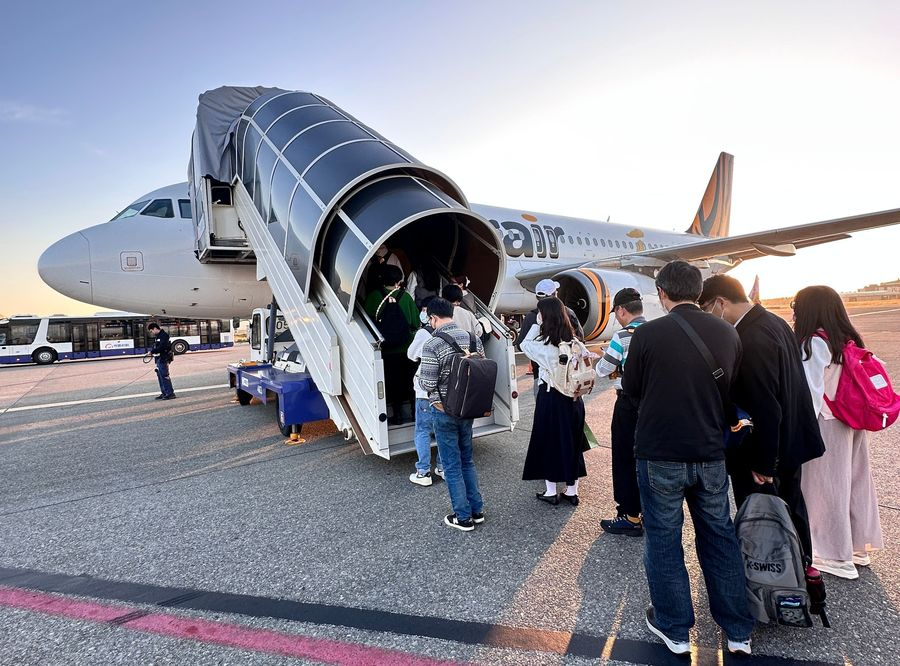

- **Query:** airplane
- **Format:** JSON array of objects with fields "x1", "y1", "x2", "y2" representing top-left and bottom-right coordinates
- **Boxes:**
[{"x1": 38, "y1": 122, "x2": 900, "y2": 344}]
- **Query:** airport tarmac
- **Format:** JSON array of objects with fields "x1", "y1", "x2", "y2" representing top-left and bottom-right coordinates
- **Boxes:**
[{"x1": 0, "y1": 307, "x2": 898, "y2": 665}]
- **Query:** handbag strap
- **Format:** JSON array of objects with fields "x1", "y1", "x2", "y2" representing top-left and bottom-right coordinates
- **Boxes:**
[{"x1": 668, "y1": 310, "x2": 727, "y2": 405}]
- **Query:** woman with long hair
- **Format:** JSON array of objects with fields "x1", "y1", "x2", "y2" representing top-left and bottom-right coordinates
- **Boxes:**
[
  {"x1": 520, "y1": 297, "x2": 588, "y2": 505},
  {"x1": 793, "y1": 285, "x2": 883, "y2": 579}
]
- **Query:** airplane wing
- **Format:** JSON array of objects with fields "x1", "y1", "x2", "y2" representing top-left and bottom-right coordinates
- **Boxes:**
[{"x1": 515, "y1": 207, "x2": 900, "y2": 289}]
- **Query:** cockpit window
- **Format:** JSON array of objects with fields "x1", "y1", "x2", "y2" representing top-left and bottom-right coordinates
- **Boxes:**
[
  {"x1": 111, "y1": 199, "x2": 150, "y2": 220},
  {"x1": 143, "y1": 199, "x2": 174, "y2": 218},
  {"x1": 179, "y1": 199, "x2": 192, "y2": 219}
]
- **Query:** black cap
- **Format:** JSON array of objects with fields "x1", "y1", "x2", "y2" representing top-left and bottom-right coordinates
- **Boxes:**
[{"x1": 610, "y1": 287, "x2": 642, "y2": 312}]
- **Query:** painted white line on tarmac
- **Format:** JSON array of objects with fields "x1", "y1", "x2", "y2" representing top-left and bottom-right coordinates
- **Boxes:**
[
  {"x1": 2, "y1": 384, "x2": 230, "y2": 413},
  {"x1": 850, "y1": 307, "x2": 900, "y2": 318}
]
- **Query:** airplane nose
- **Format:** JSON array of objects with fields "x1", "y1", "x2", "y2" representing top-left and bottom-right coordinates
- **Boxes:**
[{"x1": 38, "y1": 232, "x2": 94, "y2": 303}]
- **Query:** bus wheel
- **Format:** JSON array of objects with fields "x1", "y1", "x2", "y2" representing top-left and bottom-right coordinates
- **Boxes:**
[
  {"x1": 236, "y1": 389, "x2": 253, "y2": 406},
  {"x1": 172, "y1": 339, "x2": 189, "y2": 355},
  {"x1": 275, "y1": 396, "x2": 297, "y2": 437},
  {"x1": 33, "y1": 348, "x2": 57, "y2": 365}
]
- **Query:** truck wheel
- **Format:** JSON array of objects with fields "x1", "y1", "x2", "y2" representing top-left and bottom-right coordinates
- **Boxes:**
[
  {"x1": 275, "y1": 397, "x2": 298, "y2": 437},
  {"x1": 172, "y1": 339, "x2": 189, "y2": 355},
  {"x1": 236, "y1": 388, "x2": 253, "y2": 405},
  {"x1": 33, "y1": 348, "x2": 57, "y2": 365}
]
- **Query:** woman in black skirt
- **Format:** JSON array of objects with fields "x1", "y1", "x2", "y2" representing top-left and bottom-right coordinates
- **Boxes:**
[{"x1": 520, "y1": 297, "x2": 588, "y2": 505}]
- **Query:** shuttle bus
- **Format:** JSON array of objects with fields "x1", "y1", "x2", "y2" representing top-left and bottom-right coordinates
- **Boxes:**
[{"x1": 0, "y1": 313, "x2": 233, "y2": 365}]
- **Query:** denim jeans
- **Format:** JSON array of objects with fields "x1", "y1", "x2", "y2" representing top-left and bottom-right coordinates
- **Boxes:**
[
  {"x1": 636, "y1": 459, "x2": 754, "y2": 642},
  {"x1": 155, "y1": 357, "x2": 174, "y2": 397},
  {"x1": 431, "y1": 406, "x2": 483, "y2": 522},
  {"x1": 414, "y1": 398, "x2": 441, "y2": 473}
]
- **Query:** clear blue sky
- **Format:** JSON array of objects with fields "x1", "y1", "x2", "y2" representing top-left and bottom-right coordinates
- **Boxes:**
[{"x1": 3, "y1": 1, "x2": 899, "y2": 315}]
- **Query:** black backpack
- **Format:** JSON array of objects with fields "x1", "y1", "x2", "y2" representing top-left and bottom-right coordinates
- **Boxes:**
[
  {"x1": 435, "y1": 331, "x2": 497, "y2": 419},
  {"x1": 375, "y1": 288, "x2": 411, "y2": 346}
]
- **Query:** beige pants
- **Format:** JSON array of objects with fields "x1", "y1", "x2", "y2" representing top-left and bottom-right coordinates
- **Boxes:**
[{"x1": 801, "y1": 416, "x2": 883, "y2": 562}]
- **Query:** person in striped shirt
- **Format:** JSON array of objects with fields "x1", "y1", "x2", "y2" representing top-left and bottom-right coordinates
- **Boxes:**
[{"x1": 595, "y1": 287, "x2": 647, "y2": 536}]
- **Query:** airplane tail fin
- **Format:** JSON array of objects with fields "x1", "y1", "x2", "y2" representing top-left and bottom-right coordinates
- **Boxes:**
[{"x1": 685, "y1": 152, "x2": 733, "y2": 238}]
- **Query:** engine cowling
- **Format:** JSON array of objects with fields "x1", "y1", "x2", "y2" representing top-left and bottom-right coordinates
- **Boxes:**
[{"x1": 554, "y1": 268, "x2": 660, "y2": 341}]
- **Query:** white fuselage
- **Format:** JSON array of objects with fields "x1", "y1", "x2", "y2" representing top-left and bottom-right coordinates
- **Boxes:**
[{"x1": 38, "y1": 183, "x2": 695, "y2": 320}]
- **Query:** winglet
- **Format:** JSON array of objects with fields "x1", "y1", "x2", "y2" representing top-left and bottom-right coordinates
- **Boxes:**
[{"x1": 686, "y1": 152, "x2": 733, "y2": 238}]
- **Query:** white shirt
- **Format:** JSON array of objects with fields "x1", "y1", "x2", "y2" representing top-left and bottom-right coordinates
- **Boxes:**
[
  {"x1": 407, "y1": 327, "x2": 432, "y2": 400},
  {"x1": 801, "y1": 335, "x2": 838, "y2": 420},
  {"x1": 520, "y1": 324, "x2": 559, "y2": 388},
  {"x1": 452, "y1": 305, "x2": 484, "y2": 337}
]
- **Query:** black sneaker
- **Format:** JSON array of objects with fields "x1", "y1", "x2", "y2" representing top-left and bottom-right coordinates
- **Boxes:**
[
  {"x1": 444, "y1": 514, "x2": 475, "y2": 532},
  {"x1": 600, "y1": 514, "x2": 643, "y2": 536},
  {"x1": 472, "y1": 512, "x2": 485, "y2": 524},
  {"x1": 162, "y1": 394, "x2": 178, "y2": 400},
  {"x1": 154, "y1": 394, "x2": 165, "y2": 400}
]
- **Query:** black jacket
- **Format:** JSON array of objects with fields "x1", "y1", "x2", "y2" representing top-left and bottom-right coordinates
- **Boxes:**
[
  {"x1": 623, "y1": 303, "x2": 742, "y2": 462},
  {"x1": 732, "y1": 304, "x2": 825, "y2": 475},
  {"x1": 151, "y1": 329, "x2": 171, "y2": 356}
]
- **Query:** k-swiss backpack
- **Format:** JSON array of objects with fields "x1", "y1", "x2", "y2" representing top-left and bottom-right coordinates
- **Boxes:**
[
  {"x1": 825, "y1": 338, "x2": 900, "y2": 431},
  {"x1": 435, "y1": 331, "x2": 498, "y2": 419},
  {"x1": 735, "y1": 492, "x2": 813, "y2": 628},
  {"x1": 547, "y1": 338, "x2": 596, "y2": 398},
  {"x1": 375, "y1": 288, "x2": 411, "y2": 347}
]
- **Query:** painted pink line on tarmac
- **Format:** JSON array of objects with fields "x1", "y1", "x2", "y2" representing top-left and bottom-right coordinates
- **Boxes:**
[{"x1": 0, "y1": 586, "x2": 465, "y2": 666}]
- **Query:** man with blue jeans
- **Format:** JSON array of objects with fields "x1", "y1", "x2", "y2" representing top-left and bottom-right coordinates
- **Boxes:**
[
  {"x1": 418, "y1": 297, "x2": 484, "y2": 531},
  {"x1": 407, "y1": 306, "x2": 442, "y2": 486},
  {"x1": 623, "y1": 261, "x2": 754, "y2": 656}
]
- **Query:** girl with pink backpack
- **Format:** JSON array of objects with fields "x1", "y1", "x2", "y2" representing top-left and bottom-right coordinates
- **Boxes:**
[{"x1": 793, "y1": 286, "x2": 885, "y2": 579}]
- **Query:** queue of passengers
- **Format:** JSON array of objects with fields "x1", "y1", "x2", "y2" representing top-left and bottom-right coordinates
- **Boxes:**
[{"x1": 372, "y1": 251, "x2": 888, "y2": 658}]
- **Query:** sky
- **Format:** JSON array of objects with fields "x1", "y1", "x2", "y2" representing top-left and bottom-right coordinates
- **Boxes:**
[{"x1": 2, "y1": 0, "x2": 899, "y2": 317}]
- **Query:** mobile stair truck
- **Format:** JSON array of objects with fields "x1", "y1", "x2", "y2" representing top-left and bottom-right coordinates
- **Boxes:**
[{"x1": 191, "y1": 86, "x2": 518, "y2": 457}]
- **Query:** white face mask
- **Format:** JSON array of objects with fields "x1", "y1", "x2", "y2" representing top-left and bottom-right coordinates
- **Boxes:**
[{"x1": 419, "y1": 311, "x2": 429, "y2": 324}]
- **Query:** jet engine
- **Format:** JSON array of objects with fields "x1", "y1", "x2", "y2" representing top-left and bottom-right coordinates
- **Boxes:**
[{"x1": 554, "y1": 268, "x2": 659, "y2": 341}]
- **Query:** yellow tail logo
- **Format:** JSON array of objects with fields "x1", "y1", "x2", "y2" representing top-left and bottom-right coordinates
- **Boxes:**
[{"x1": 686, "y1": 152, "x2": 733, "y2": 238}]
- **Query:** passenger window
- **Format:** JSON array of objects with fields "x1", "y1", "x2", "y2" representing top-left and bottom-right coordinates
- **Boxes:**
[
  {"x1": 629, "y1": 241, "x2": 635, "y2": 249},
  {"x1": 592, "y1": 238, "x2": 598, "y2": 246},
  {"x1": 143, "y1": 199, "x2": 174, "y2": 218},
  {"x1": 567, "y1": 235, "x2": 574, "y2": 244},
  {"x1": 576, "y1": 237, "x2": 582, "y2": 246},
  {"x1": 615, "y1": 240, "x2": 621, "y2": 248},
  {"x1": 179, "y1": 199, "x2": 192, "y2": 218},
  {"x1": 600, "y1": 239, "x2": 606, "y2": 247}
]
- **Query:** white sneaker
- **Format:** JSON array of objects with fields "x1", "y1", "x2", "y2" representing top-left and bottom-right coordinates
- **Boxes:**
[
  {"x1": 852, "y1": 551, "x2": 871, "y2": 567},
  {"x1": 409, "y1": 471, "x2": 433, "y2": 486},
  {"x1": 813, "y1": 557, "x2": 859, "y2": 580},
  {"x1": 434, "y1": 467, "x2": 445, "y2": 480},
  {"x1": 727, "y1": 638, "x2": 752, "y2": 655},
  {"x1": 645, "y1": 607, "x2": 690, "y2": 655}
]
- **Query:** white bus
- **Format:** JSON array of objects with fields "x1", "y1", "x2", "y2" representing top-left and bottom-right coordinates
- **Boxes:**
[{"x1": 0, "y1": 313, "x2": 233, "y2": 365}]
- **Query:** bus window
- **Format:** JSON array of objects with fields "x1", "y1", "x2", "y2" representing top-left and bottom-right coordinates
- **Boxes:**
[
  {"x1": 209, "y1": 319, "x2": 221, "y2": 344},
  {"x1": 10, "y1": 320, "x2": 39, "y2": 345},
  {"x1": 47, "y1": 320, "x2": 71, "y2": 343},
  {"x1": 100, "y1": 320, "x2": 131, "y2": 340},
  {"x1": 0, "y1": 323, "x2": 7, "y2": 346}
]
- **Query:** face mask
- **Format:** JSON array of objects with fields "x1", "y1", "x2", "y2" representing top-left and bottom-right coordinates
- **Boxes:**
[{"x1": 419, "y1": 311, "x2": 429, "y2": 324}]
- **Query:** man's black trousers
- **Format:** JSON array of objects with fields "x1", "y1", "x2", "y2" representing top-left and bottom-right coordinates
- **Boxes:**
[
  {"x1": 727, "y1": 450, "x2": 813, "y2": 564},
  {"x1": 611, "y1": 391, "x2": 641, "y2": 517}
]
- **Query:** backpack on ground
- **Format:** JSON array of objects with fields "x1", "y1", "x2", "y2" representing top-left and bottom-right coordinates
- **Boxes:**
[
  {"x1": 735, "y1": 492, "x2": 814, "y2": 628},
  {"x1": 546, "y1": 338, "x2": 595, "y2": 398},
  {"x1": 435, "y1": 331, "x2": 497, "y2": 419},
  {"x1": 375, "y1": 288, "x2": 411, "y2": 346},
  {"x1": 824, "y1": 337, "x2": 900, "y2": 431}
]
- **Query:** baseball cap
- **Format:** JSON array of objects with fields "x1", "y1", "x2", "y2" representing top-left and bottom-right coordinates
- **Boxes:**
[
  {"x1": 610, "y1": 287, "x2": 642, "y2": 312},
  {"x1": 535, "y1": 279, "x2": 560, "y2": 298}
]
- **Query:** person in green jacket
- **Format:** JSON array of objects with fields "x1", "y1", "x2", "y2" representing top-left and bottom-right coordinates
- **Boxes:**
[{"x1": 364, "y1": 264, "x2": 419, "y2": 424}]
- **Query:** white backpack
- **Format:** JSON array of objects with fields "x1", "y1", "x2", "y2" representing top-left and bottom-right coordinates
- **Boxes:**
[{"x1": 547, "y1": 339, "x2": 596, "y2": 398}]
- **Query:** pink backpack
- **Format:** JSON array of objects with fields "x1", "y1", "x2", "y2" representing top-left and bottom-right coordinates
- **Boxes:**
[{"x1": 823, "y1": 337, "x2": 900, "y2": 431}]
